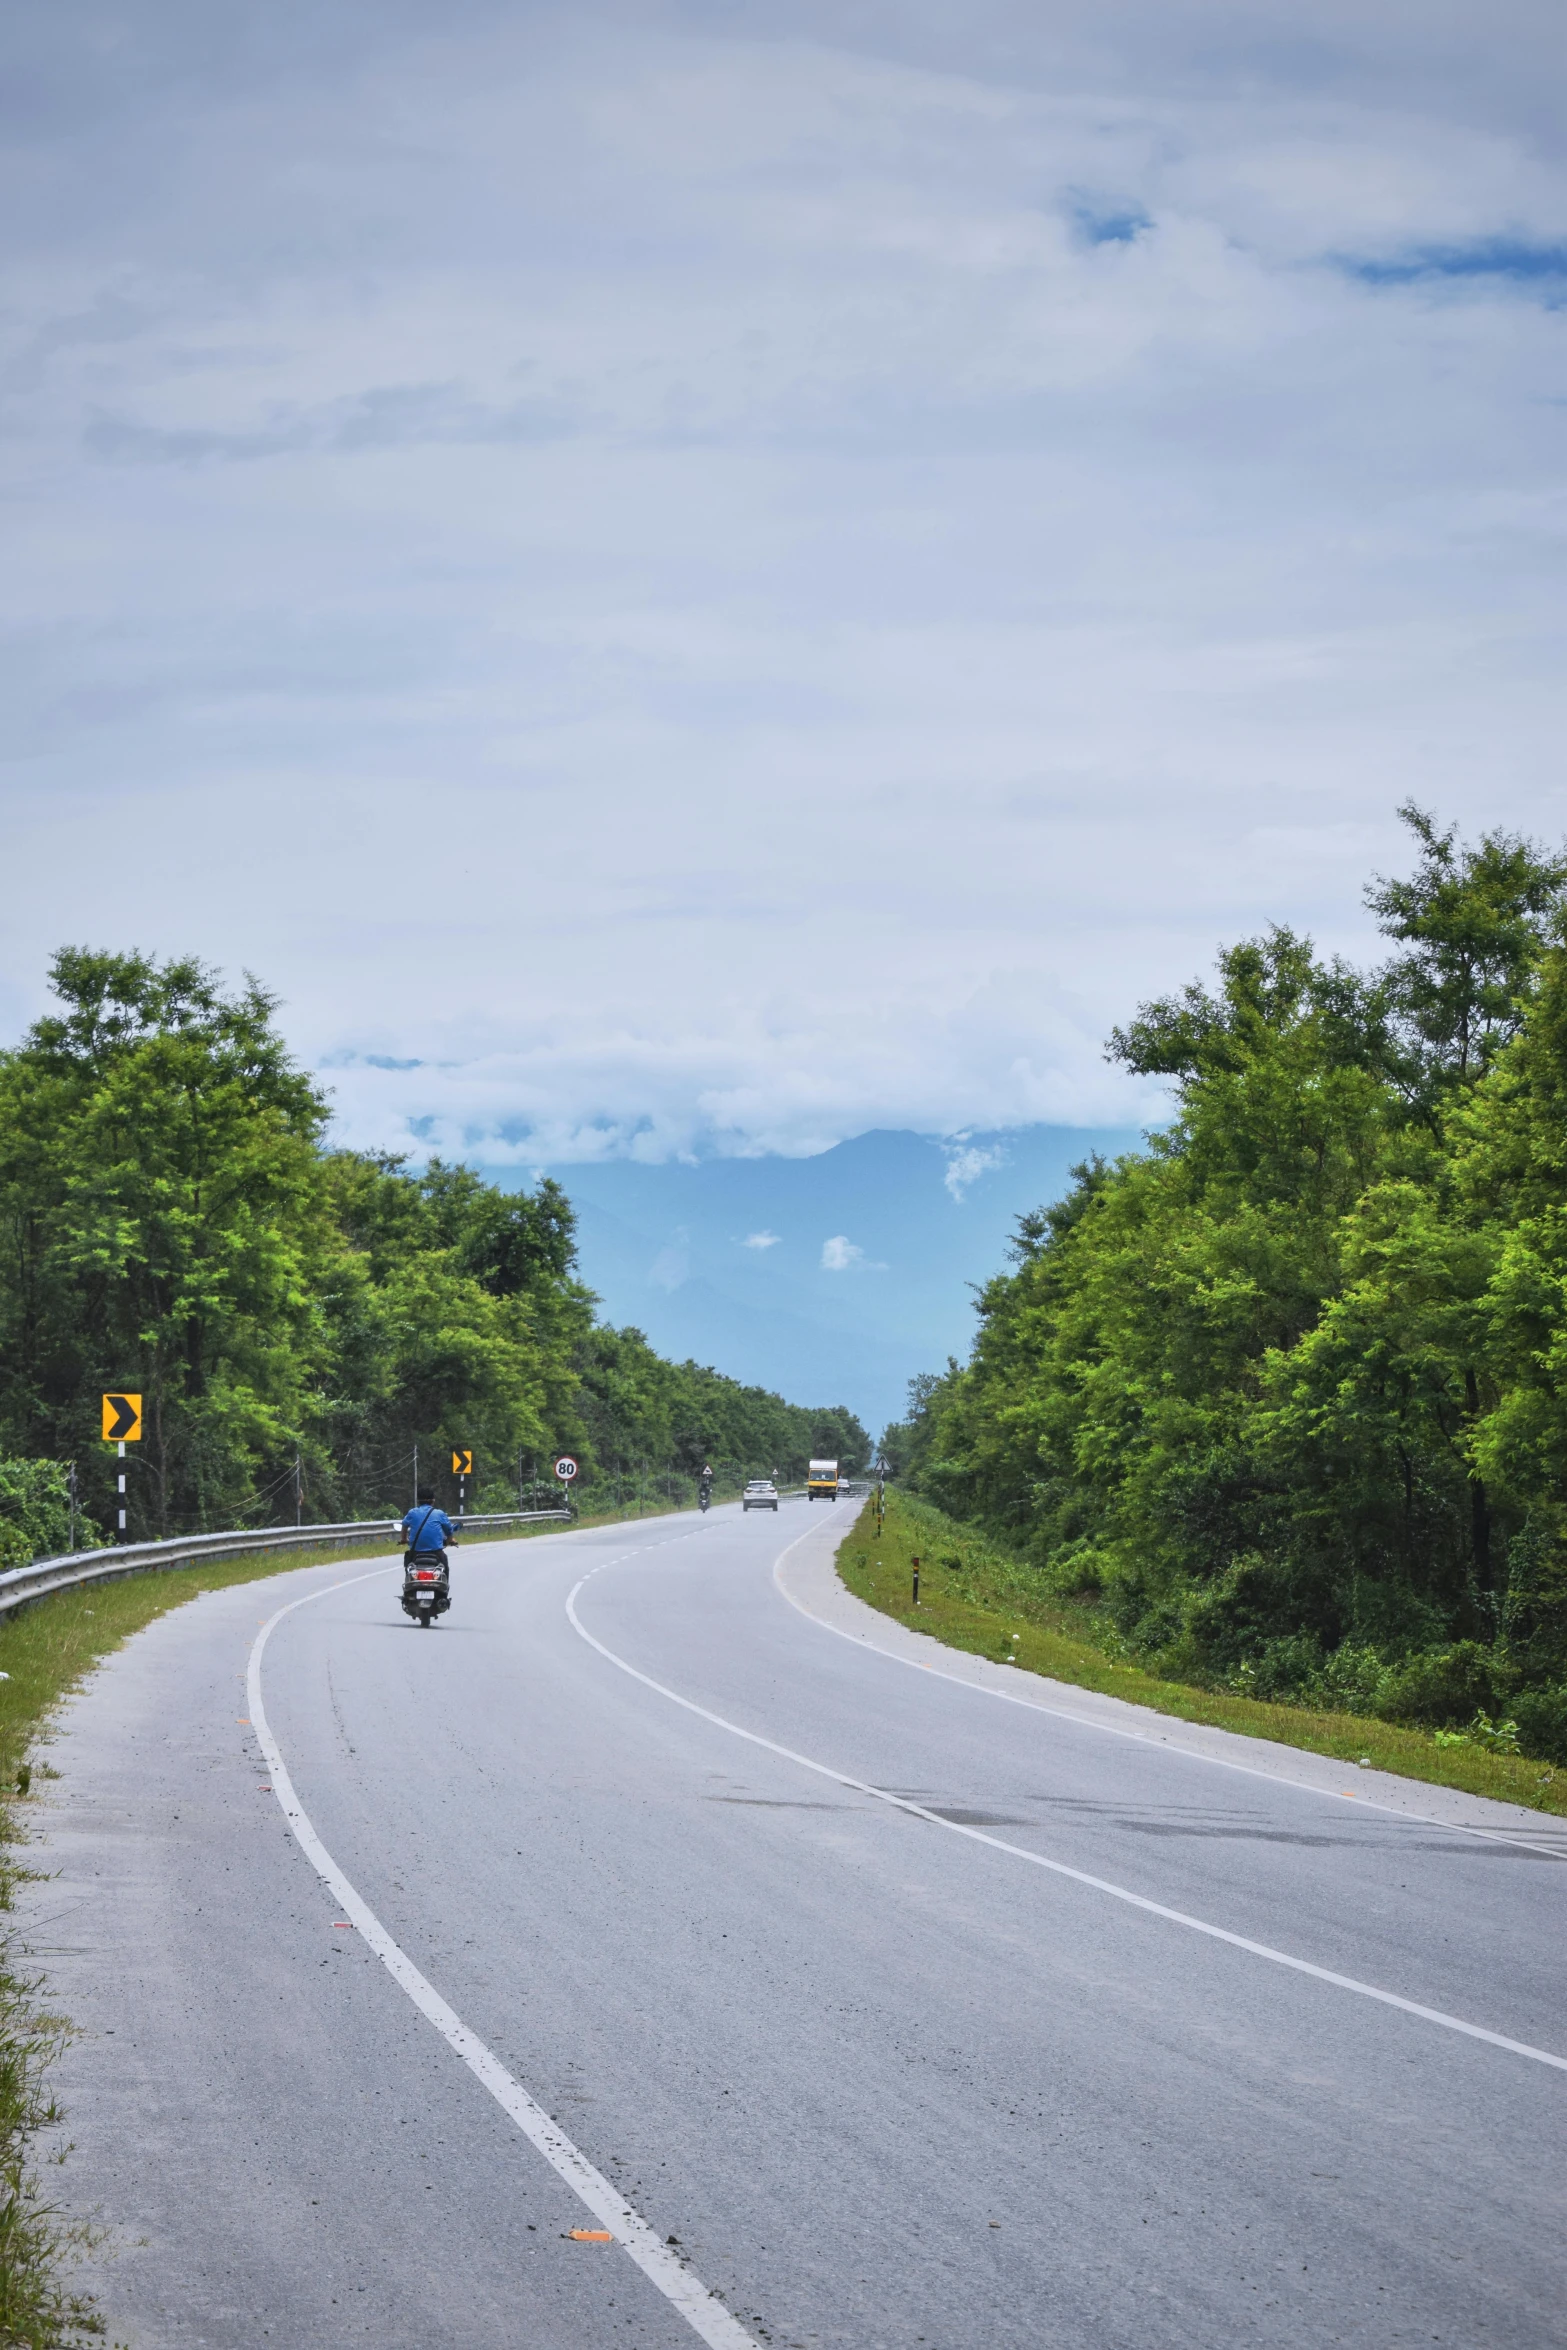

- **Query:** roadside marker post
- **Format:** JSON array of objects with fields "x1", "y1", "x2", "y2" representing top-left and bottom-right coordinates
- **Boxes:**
[
  {"x1": 102, "y1": 1394, "x2": 143, "y2": 1543},
  {"x1": 452, "y1": 1448, "x2": 473, "y2": 1517},
  {"x1": 911, "y1": 1556, "x2": 921, "y2": 1606}
]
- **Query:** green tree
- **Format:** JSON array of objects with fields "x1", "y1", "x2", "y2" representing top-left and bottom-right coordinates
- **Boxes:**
[
  {"x1": 901, "y1": 809, "x2": 1567, "y2": 1741},
  {"x1": 1369, "y1": 802, "x2": 1567, "y2": 1122},
  {"x1": 807, "y1": 1406, "x2": 871, "y2": 1473},
  {"x1": 0, "y1": 946, "x2": 842, "y2": 1551},
  {"x1": 0, "y1": 1459, "x2": 100, "y2": 1571},
  {"x1": 0, "y1": 951, "x2": 329, "y2": 1535}
]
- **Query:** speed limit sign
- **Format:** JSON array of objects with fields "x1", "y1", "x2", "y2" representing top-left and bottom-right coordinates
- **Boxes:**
[{"x1": 554, "y1": 1454, "x2": 578, "y2": 1482}]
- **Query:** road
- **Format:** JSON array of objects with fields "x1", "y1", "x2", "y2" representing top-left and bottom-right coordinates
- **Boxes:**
[{"x1": 27, "y1": 1500, "x2": 1567, "y2": 2348}]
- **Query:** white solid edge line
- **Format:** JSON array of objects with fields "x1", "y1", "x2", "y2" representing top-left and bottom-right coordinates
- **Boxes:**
[
  {"x1": 247, "y1": 1562, "x2": 761, "y2": 2350},
  {"x1": 769, "y1": 1527, "x2": 1567, "y2": 1864},
  {"x1": 566, "y1": 1560, "x2": 1567, "y2": 2078}
]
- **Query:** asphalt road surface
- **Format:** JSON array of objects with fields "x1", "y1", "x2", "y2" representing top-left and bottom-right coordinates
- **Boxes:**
[{"x1": 27, "y1": 1500, "x2": 1567, "y2": 2348}]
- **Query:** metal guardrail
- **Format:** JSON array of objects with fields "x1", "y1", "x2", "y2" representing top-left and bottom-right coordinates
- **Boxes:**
[{"x1": 0, "y1": 1510, "x2": 574, "y2": 1620}]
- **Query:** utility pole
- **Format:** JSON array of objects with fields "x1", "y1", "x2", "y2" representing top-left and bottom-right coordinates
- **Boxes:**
[
  {"x1": 294, "y1": 1449, "x2": 303, "y2": 1528},
  {"x1": 68, "y1": 1462, "x2": 78, "y2": 1553}
]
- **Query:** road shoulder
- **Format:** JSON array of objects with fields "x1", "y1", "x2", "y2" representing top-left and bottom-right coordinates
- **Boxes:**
[{"x1": 774, "y1": 1508, "x2": 1567, "y2": 1853}]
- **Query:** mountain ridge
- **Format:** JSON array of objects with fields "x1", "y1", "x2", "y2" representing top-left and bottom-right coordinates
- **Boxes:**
[{"x1": 480, "y1": 1123, "x2": 1145, "y2": 1434}]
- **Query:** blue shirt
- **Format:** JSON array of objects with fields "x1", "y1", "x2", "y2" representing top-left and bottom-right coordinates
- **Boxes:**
[{"x1": 402, "y1": 1503, "x2": 455, "y2": 1555}]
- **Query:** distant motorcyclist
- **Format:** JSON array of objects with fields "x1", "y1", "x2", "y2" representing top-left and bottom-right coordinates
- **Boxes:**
[
  {"x1": 698, "y1": 1462, "x2": 714, "y2": 1512},
  {"x1": 402, "y1": 1486, "x2": 455, "y2": 1567}
]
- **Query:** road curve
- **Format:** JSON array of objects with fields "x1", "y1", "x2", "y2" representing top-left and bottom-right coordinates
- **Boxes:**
[{"x1": 26, "y1": 1501, "x2": 1567, "y2": 2348}]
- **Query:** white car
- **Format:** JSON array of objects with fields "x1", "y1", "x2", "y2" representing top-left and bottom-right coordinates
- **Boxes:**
[{"x1": 742, "y1": 1479, "x2": 779, "y2": 1512}]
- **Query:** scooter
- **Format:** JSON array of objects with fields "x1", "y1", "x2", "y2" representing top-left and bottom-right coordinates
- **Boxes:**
[
  {"x1": 401, "y1": 1551, "x2": 451, "y2": 1627},
  {"x1": 698, "y1": 1484, "x2": 712, "y2": 1513}
]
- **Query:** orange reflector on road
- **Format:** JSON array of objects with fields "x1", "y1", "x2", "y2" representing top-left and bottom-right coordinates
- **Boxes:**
[{"x1": 570, "y1": 2229, "x2": 613, "y2": 2243}]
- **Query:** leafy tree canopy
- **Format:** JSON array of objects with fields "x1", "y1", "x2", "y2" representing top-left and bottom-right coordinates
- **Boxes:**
[
  {"x1": 0, "y1": 950, "x2": 853, "y2": 1542},
  {"x1": 889, "y1": 808, "x2": 1567, "y2": 1763}
]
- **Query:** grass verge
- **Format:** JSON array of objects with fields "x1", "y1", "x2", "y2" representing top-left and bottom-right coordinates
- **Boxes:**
[
  {"x1": 0, "y1": 1500, "x2": 665, "y2": 2346},
  {"x1": 836, "y1": 1491, "x2": 1567, "y2": 1818}
]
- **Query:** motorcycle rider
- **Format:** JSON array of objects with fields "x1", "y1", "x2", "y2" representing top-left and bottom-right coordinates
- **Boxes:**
[
  {"x1": 402, "y1": 1486, "x2": 455, "y2": 1581},
  {"x1": 698, "y1": 1462, "x2": 714, "y2": 1510}
]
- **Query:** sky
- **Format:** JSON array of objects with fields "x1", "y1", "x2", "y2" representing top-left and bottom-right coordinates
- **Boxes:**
[
  {"x1": 3, "y1": 1, "x2": 1566, "y2": 1189},
  {"x1": 527, "y1": 1123, "x2": 1143, "y2": 1436}
]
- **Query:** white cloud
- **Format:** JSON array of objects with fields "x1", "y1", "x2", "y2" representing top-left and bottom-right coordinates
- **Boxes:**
[
  {"x1": 943, "y1": 1139, "x2": 1009, "y2": 1200},
  {"x1": 2, "y1": 3, "x2": 1565, "y2": 1162},
  {"x1": 742, "y1": 1229, "x2": 782, "y2": 1249},
  {"x1": 821, "y1": 1234, "x2": 888, "y2": 1272},
  {"x1": 312, "y1": 962, "x2": 1164, "y2": 1166}
]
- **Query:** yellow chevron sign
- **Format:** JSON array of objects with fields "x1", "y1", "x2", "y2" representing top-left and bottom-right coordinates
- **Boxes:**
[{"x1": 102, "y1": 1393, "x2": 143, "y2": 1442}]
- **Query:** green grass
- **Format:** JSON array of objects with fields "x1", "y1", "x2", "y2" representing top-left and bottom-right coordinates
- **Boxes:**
[
  {"x1": 0, "y1": 1970, "x2": 108, "y2": 2348},
  {"x1": 837, "y1": 1491, "x2": 1567, "y2": 1818}
]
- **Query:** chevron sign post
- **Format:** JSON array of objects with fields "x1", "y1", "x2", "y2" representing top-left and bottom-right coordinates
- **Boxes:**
[{"x1": 102, "y1": 1393, "x2": 143, "y2": 1541}]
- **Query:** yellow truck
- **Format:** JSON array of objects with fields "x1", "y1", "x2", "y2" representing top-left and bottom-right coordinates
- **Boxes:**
[{"x1": 807, "y1": 1457, "x2": 840, "y2": 1502}]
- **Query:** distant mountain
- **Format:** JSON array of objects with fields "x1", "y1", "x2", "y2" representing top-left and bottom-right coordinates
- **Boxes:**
[{"x1": 480, "y1": 1125, "x2": 1144, "y2": 1438}]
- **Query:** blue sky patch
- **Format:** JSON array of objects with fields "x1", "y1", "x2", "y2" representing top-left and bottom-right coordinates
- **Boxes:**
[
  {"x1": 1341, "y1": 237, "x2": 1567, "y2": 291},
  {"x1": 1070, "y1": 199, "x2": 1151, "y2": 247}
]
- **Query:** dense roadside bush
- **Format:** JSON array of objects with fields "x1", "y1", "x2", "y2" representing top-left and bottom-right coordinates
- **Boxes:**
[
  {"x1": 0, "y1": 950, "x2": 866, "y2": 1552},
  {"x1": 884, "y1": 807, "x2": 1567, "y2": 1768},
  {"x1": 0, "y1": 1467, "x2": 100, "y2": 1576}
]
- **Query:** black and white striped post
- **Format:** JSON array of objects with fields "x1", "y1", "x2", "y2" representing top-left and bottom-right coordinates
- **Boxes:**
[{"x1": 101, "y1": 1393, "x2": 142, "y2": 1544}]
